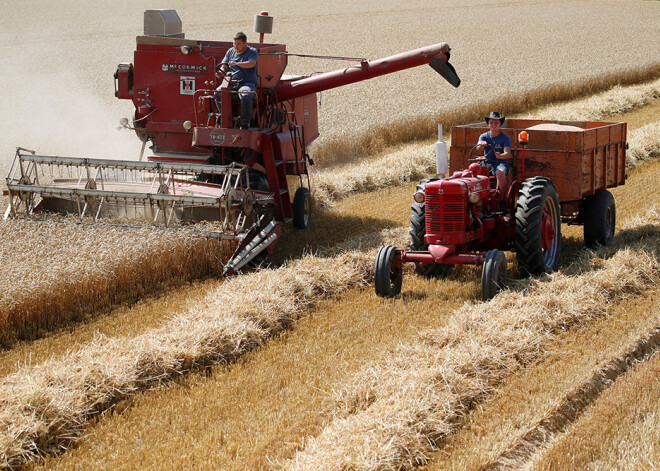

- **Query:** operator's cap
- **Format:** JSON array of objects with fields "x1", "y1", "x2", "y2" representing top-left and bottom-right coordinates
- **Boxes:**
[{"x1": 439, "y1": 42, "x2": 451, "y2": 51}]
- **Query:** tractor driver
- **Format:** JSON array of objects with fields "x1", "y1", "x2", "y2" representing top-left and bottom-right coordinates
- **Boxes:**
[
  {"x1": 476, "y1": 111, "x2": 512, "y2": 202},
  {"x1": 216, "y1": 32, "x2": 258, "y2": 129}
]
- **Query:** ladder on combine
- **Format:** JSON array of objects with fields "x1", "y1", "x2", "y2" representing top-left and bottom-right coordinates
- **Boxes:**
[{"x1": 4, "y1": 148, "x2": 274, "y2": 239}]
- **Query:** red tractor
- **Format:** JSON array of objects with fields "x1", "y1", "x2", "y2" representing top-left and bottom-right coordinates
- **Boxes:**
[{"x1": 375, "y1": 119, "x2": 626, "y2": 300}]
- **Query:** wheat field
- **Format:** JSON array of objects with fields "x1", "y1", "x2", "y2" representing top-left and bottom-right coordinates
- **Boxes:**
[
  {"x1": 1, "y1": 0, "x2": 660, "y2": 469},
  {"x1": 1, "y1": 95, "x2": 656, "y2": 468},
  {"x1": 20, "y1": 126, "x2": 660, "y2": 471},
  {"x1": 0, "y1": 220, "x2": 230, "y2": 347}
]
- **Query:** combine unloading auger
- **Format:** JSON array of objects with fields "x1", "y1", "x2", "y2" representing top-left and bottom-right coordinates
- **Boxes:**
[{"x1": 4, "y1": 10, "x2": 460, "y2": 275}]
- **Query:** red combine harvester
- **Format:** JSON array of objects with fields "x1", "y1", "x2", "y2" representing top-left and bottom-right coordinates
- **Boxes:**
[
  {"x1": 375, "y1": 119, "x2": 626, "y2": 300},
  {"x1": 4, "y1": 10, "x2": 460, "y2": 275}
]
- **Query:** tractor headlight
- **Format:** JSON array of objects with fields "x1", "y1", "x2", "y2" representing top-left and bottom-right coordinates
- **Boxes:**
[
  {"x1": 181, "y1": 45, "x2": 192, "y2": 54},
  {"x1": 413, "y1": 191, "x2": 425, "y2": 203},
  {"x1": 183, "y1": 120, "x2": 193, "y2": 130},
  {"x1": 468, "y1": 192, "x2": 480, "y2": 204}
]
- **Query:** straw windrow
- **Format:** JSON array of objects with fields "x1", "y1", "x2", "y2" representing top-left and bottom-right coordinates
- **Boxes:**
[
  {"x1": 0, "y1": 251, "x2": 374, "y2": 469},
  {"x1": 283, "y1": 211, "x2": 660, "y2": 470},
  {"x1": 627, "y1": 121, "x2": 660, "y2": 168}
]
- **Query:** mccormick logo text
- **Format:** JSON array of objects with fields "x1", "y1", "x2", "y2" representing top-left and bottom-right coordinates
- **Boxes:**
[{"x1": 162, "y1": 64, "x2": 208, "y2": 75}]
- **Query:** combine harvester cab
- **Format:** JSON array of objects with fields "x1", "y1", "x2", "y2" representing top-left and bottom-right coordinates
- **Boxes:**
[
  {"x1": 5, "y1": 9, "x2": 461, "y2": 275},
  {"x1": 375, "y1": 119, "x2": 626, "y2": 300}
]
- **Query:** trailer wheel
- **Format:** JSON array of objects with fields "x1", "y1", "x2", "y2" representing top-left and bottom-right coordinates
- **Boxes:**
[
  {"x1": 515, "y1": 177, "x2": 561, "y2": 276},
  {"x1": 583, "y1": 190, "x2": 615, "y2": 248},
  {"x1": 410, "y1": 181, "x2": 452, "y2": 277},
  {"x1": 374, "y1": 245, "x2": 402, "y2": 298},
  {"x1": 293, "y1": 187, "x2": 311, "y2": 229},
  {"x1": 481, "y1": 249, "x2": 507, "y2": 300}
]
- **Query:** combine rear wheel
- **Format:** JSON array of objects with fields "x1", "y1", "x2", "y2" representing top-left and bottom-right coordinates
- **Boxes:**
[
  {"x1": 583, "y1": 190, "x2": 615, "y2": 248},
  {"x1": 515, "y1": 177, "x2": 561, "y2": 276},
  {"x1": 293, "y1": 187, "x2": 311, "y2": 229},
  {"x1": 374, "y1": 245, "x2": 402, "y2": 298},
  {"x1": 410, "y1": 179, "x2": 452, "y2": 277},
  {"x1": 481, "y1": 249, "x2": 507, "y2": 300}
]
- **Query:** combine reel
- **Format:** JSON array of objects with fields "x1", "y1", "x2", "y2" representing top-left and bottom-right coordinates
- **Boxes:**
[{"x1": 4, "y1": 148, "x2": 281, "y2": 275}]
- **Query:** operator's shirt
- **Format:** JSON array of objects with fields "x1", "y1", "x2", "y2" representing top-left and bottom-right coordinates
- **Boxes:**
[
  {"x1": 221, "y1": 46, "x2": 259, "y2": 85},
  {"x1": 478, "y1": 131, "x2": 511, "y2": 166}
]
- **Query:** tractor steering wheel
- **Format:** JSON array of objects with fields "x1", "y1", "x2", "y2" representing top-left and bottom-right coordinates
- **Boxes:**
[{"x1": 468, "y1": 143, "x2": 489, "y2": 162}]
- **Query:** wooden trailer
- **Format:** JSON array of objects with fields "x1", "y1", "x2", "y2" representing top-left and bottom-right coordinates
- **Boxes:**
[{"x1": 449, "y1": 118, "x2": 627, "y2": 218}]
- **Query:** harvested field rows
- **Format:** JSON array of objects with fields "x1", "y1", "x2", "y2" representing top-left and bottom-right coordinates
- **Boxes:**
[
  {"x1": 424, "y1": 283, "x2": 660, "y2": 470},
  {"x1": 285, "y1": 220, "x2": 660, "y2": 470},
  {"x1": 9, "y1": 99, "x2": 660, "y2": 469},
  {"x1": 532, "y1": 350, "x2": 660, "y2": 470},
  {"x1": 0, "y1": 251, "x2": 376, "y2": 469}
]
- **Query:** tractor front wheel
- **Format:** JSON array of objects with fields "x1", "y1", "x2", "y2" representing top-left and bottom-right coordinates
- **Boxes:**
[
  {"x1": 481, "y1": 249, "x2": 507, "y2": 300},
  {"x1": 515, "y1": 177, "x2": 561, "y2": 276},
  {"x1": 293, "y1": 187, "x2": 312, "y2": 229},
  {"x1": 583, "y1": 190, "x2": 615, "y2": 248},
  {"x1": 374, "y1": 245, "x2": 402, "y2": 298}
]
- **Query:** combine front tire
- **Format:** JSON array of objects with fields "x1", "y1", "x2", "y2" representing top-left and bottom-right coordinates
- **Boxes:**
[
  {"x1": 583, "y1": 190, "x2": 615, "y2": 248},
  {"x1": 481, "y1": 249, "x2": 507, "y2": 300},
  {"x1": 374, "y1": 245, "x2": 402, "y2": 298},
  {"x1": 515, "y1": 177, "x2": 561, "y2": 276},
  {"x1": 410, "y1": 180, "x2": 452, "y2": 277},
  {"x1": 293, "y1": 187, "x2": 312, "y2": 229}
]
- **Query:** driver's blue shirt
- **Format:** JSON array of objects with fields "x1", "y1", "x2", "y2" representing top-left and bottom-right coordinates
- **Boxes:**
[
  {"x1": 478, "y1": 131, "x2": 511, "y2": 166},
  {"x1": 221, "y1": 46, "x2": 258, "y2": 85}
]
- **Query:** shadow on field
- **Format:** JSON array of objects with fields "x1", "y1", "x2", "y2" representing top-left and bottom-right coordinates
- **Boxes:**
[
  {"x1": 396, "y1": 222, "x2": 659, "y2": 302},
  {"x1": 270, "y1": 209, "x2": 400, "y2": 265}
]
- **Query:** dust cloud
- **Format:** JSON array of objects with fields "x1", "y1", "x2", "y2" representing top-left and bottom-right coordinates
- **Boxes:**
[{"x1": 0, "y1": 1, "x2": 149, "y2": 178}]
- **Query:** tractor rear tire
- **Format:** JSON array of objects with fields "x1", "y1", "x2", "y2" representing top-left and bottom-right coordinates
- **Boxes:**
[
  {"x1": 583, "y1": 190, "x2": 615, "y2": 248},
  {"x1": 410, "y1": 181, "x2": 452, "y2": 277},
  {"x1": 515, "y1": 177, "x2": 561, "y2": 276},
  {"x1": 481, "y1": 249, "x2": 507, "y2": 300},
  {"x1": 374, "y1": 245, "x2": 402, "y2": 298},
  {"x1": 293, "y1": 187, "x2": 312, "y2": 229}
]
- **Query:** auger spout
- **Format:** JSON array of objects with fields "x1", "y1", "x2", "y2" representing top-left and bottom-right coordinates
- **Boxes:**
[{"x1": 272, "y1": 42, "x2": 459, "y2": 102}]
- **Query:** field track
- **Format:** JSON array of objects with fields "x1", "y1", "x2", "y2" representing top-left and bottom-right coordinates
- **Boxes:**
[{"x1": 10, "y1": 94, "x2": 659, "y2": 470}]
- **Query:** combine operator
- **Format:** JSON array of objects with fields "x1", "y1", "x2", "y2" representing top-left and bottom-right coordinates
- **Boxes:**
[
  {"x1": 216, "y1": 32, "x2": 258, "y2": 129},
  {"x1": 476, "y1": 111, "x2": 512, "y2": 205}
]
